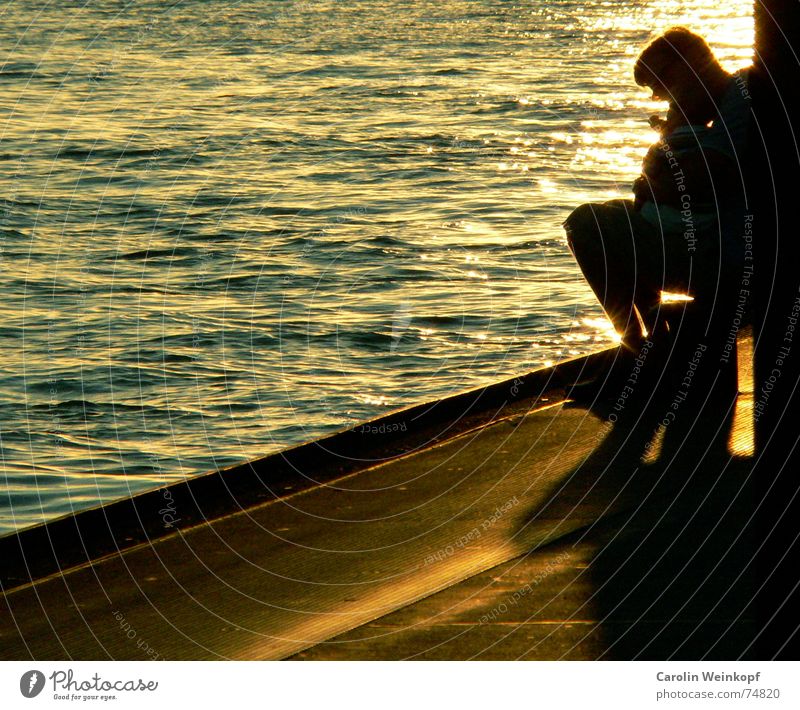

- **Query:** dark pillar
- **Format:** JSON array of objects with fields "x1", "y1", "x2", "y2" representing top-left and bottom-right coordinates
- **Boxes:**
[{"x1": 751, "y1": 0, "x2": 800, "y2": 658}]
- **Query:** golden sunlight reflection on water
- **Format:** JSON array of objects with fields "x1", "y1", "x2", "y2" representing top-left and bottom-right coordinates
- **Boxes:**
[{"x1": 0, "y1": 0, "x2": 756, "y2": 532}]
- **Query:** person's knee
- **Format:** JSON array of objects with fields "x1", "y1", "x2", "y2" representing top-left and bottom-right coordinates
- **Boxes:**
[
  {"x1": 565, "y1": 203, "x2": 596, "y2": 228},
  {"x1": 564, "y1": 203, "x2": 599, "y2": 251}
]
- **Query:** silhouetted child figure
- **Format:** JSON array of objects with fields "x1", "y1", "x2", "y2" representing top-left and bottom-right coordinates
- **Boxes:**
[{"x1": 632, "y1": 105, "x2": 719, "y2": 237}]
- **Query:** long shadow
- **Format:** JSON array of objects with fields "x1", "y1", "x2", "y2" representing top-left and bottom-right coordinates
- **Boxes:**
[{"x1": 519, "y1": 329, "x2": 759, "y2": 659}]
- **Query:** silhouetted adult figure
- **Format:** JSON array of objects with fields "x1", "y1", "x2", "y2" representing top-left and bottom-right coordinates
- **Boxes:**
[{"x1": 564, "y1": 27, "x2": 750, "y2": 362}]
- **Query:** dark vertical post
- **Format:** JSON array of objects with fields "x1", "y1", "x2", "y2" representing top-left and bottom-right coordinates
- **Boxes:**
[{"x1": 751, "y1": 0, "x2": 800, "y2": 658}]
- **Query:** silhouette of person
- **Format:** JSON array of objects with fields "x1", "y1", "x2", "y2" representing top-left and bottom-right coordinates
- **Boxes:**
[{"x1": 564, "y1": 27, "x2": 750, "y2": 354}]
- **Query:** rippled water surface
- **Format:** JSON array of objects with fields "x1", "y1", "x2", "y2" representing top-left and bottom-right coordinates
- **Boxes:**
[{"x1": 0, "y1": 0, "x2": 753, "y2": 533}]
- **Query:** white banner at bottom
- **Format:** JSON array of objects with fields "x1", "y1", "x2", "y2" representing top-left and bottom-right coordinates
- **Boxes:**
[{"x1": 0, "y1": 661, "x2": 796, "y2": 710}]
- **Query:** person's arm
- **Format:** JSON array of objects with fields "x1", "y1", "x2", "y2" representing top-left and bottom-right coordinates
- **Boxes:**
[{"x1": 639, "y1": 147, "x2": 736, "y2": 207}]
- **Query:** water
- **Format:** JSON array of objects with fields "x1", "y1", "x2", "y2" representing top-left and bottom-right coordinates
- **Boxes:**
[{"x1": 0, "y1": 0, "x2": 753, "y2": 534}]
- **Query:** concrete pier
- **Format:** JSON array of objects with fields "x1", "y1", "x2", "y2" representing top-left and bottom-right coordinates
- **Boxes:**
[{"x1": 0, "y1": 335, "x2": 758, "y2": 660}]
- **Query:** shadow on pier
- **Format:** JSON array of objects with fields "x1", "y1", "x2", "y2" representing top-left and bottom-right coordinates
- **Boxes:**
[
  {"x1": 0, "y1": 328, "x2": 775, "y2": 660},
  {"x1": 291, "y1": 326, "x2": 761, "y2": 660}
]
